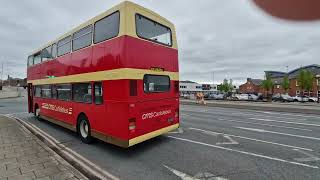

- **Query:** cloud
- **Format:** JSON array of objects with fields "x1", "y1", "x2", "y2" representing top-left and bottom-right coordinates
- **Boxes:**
[{"x1": 0, "y1": 0, "x2": 320, "y2": 85}]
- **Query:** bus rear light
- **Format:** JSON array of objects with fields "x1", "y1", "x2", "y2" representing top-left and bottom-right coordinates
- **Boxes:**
[
  {"x1": 129, "y1": 103, "x2": 135, "y2": 108},
  {"x1": 174, "y1": 81, "x2": 179, "y2": 93},
  {"x1": 129, "y1": 118, "x2": 136, "y2": 131}
]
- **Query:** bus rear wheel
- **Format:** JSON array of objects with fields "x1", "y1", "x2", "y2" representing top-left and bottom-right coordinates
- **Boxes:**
[{"x1": 77, "y1": 115, "x2": 93, "y2": 144}]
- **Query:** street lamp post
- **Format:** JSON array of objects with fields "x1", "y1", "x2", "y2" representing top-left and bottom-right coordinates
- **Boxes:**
[
  {"x1": 0, "y1": 62, "x2": 3, "y2": 90},
  {"x1": 212, "y1": 71, "x2": 215, "y2": 91}
]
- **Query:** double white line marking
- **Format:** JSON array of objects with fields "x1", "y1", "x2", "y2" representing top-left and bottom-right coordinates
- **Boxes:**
[{"x1": 168, "y1": 127, "x2": 318, "y2": 169}]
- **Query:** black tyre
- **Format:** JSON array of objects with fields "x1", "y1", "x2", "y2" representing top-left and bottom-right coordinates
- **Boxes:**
[{"x1": 77, "y1": 115, "x2": 93, "y2": 144}]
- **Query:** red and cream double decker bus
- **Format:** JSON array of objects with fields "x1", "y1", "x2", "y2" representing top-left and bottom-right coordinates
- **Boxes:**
[{"x1": 27, "y1": 1, "x2": 179, "y2": 148}]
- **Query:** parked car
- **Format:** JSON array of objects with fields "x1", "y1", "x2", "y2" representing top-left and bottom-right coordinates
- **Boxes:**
[
  {"x1": 292, "y1": 95, "x2": 309, "y2": 102},
  {"x1": 182, "y1": 94, "x2": 191, "y2": 99},
  {"x1": 238, "y1": 94, "x2": 249, "y2": 101},
  {"x1": 232, "y1": 94, "x2": 241, "y2": 100},
  {"x1": 208, "y1": 93, "x2": 225, "y2": 100},
  {"x1": 305, "y1": 96, "x2": 318, "y2": 102},
  {"x1": 272, "y1": 94, "x2": 294, "y2": 102},
  {"x1": 248, "y1": 94, "x2": 259, "y2": 101}
]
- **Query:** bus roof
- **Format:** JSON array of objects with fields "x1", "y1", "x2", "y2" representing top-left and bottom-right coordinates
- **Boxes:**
[{"x1": 29, "y1": 1, "x2": 176, "y2": 56}]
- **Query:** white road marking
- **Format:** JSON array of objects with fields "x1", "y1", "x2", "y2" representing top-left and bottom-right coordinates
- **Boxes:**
[
  {"x1": 194, "y1": 172, "x2": 228, "y2": 180},
  {"x1": 249, "y1": 118, "x2": 320, "y2": 127},
  {"x1": 6, "y1": 112, "x2": 28, "y2": 115},
  {"x1": 164, "y1": 165, "x2": 199, "y2": 180},
  {"x1": 168, "y1": 136, "x2": 319, "y2": 169},
  {"x1": 231, "y1": 112, "x2": 307, "y2": 121},
  {"x1": 182, "y1": 114, "x2": 191, "y2": 117},
  {"x1": 183, "y1": 126, "x2": 238, "y2": 145},
  {"x1": 218, "y1": 118, "x2": 312, "y2": 132},
  {"x1": 261, "y1": 111, "x2": 320, "y2": 119},
  {"x1": 182, "y1": 113, "x2": 312, "y2": 131},
  {"x1": 164, "y1": 165, "x2": 228, "y2": 180},
  {"x1": 183, "y1": 110, "x2": 306, "y2": 121},
  {"x1": 235, "y1": 127, "x2": 320, "y2": 141},
  {"x1": 189, "y1": 128, "x2": 313, "y2": 151},
  {"x1": 216, "y1": 135, "x2": 239, "y2": 145},
  {"x1": 293, "y1": 149, "x2": 320, "y2": 162}
]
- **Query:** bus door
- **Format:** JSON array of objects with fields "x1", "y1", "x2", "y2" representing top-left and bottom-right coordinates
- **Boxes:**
[
  {"x1": 28, "y1": 83, "x2": 33, "y2": 113},
  {"x1": 91, "y1": 82, "x2": 105, "y2": 131}
]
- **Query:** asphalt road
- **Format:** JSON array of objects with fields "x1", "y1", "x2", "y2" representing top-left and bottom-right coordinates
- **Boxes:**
[{"x1": 1, "y1": 96, "x2": 320, "y2": 180}]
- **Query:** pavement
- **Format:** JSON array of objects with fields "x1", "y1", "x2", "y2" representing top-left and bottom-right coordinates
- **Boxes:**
[
  {"x1": 0, "y1": 115, "x2": 87, "y2": 180},
  {"x1": 1, "y1": 97, "x2": 320, "y2": 180}
]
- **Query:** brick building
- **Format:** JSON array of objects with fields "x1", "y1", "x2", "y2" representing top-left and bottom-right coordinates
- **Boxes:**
[
  {"x1": 239, "y1": 64, "x2": 320, "y2": 97},
  {"x1": 266, "y1": 64, "x2": 320, "y2": 97},
  {"x1": 239, "y1": 78, "x2": 263, "y2": 94}
]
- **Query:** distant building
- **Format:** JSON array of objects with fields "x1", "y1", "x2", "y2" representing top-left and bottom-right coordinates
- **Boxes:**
[
  {"x1": 179, "y1": 80, "x2": 218, "y2": 95},
  {"x1": 266, "y1": 64, "x2": 320, "y2": 97},
  {"x1": 239, "y1": 78, "x2": 263, "y2": 95},
  {"x1": 240, "y1": 64, "x2": 320, "y2": 97},
  {"x1": 1, "y1": 76, "x2": 27, "y2": 87}
]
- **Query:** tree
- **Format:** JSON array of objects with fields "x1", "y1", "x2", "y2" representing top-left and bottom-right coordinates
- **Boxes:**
[
  {"x1": 262, "y1": 73, "x2": 274, "y2": 100},
  {"x1": 218, "y1": 79, "x2": 234, "y2": 93},
  {"x1": 297, "y1": 69, "x2": 314, "y2": 96},
  {"x1": 282, "y1": 75, "x2": 290, "y2": 93},
  {"x1": 297, "y1": 69, "x2": 306, "y2": 96},
  {"x1": 219, "y1": 79, "x2": 230, "y2": 93},
  {"x1": 304, "y1": 70, "x2": 314, "y2": 96}
]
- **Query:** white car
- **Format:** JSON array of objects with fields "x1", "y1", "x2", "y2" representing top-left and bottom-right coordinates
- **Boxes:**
[
  {"x1": 248, "y1": 94, "x2": 259, "y2": 101},
  {"x1": 238, "y1": 94, "x2": 249, "y2": 101},
  {"x1": 292, "y1": 96, "x2": 309, "y2": 102},
  {"x1": 209, "y1": 93, "x2": 224, "y2": 100},
  {"x1": 183, "y1": 94, "x2": 191, "y2": 99},
  {"x1": 306, "y1": 96, "x2": 318, "y2": 102},
  {"x1": 272, "y1": 94, "x2": 294, "y2": 102}
]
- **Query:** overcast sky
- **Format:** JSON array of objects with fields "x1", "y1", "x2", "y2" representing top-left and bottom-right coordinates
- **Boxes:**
[{"x1": 1, "y1": 0, "x2": 320, "y2": 85}]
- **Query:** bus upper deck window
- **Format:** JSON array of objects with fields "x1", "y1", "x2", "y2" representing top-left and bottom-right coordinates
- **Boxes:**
[{"x1": 136, "y1": 14, "x2": 172, "y2": 46}]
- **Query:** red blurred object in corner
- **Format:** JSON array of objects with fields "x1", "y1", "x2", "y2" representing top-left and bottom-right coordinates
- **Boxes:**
[{"x1": 253, "y1": 0, "x2": 320, "y2": 21}]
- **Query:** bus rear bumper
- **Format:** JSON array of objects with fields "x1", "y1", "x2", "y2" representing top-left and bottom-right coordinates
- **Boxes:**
[
  {"x1": 128, "y1": 123, "x2": 179, "y2": 147},
  {"x1": 92, "y1": 123, "x2": 179, "y2": 148}
]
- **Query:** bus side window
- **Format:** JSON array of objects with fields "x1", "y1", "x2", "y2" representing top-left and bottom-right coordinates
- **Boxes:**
[
  {"x1": 34, "y1": 86, "x2": 41, "y2": 97},
  {"x1": 52, "y1": 43, "x2": 57, "y2": 58},
  {"x1": 94, "y1": 82, "x2": 103, "y2": 105},
  {"x1": 52, "y1": 85, "x2": 57, "y2": 99},
  {"x1": 27, "y1": 56, "x2": 34, "y2": 67}
]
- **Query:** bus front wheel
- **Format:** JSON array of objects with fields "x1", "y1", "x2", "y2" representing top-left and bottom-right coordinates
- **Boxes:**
[
  {"x1": 34, "y1": 104, "x2": 41, "y2": 120},
  {"x1": 77, "y1": 115, "x2": 93, "y2": 144}
]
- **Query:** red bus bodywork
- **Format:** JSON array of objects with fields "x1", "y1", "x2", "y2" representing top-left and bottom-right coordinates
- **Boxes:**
[{"x1": 27, "y1": 2, "x2": 179, "y2": 147}]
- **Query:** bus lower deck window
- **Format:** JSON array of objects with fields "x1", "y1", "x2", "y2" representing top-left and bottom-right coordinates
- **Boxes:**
[{"x1": 73, "y1": 83, "x2": 92, "y2": 103}]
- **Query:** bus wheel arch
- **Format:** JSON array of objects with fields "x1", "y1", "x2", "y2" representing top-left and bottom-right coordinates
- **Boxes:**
[{"x1": 77, "y1": 113, "x2": 93, "y2": 144}]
